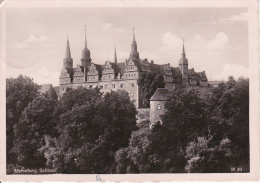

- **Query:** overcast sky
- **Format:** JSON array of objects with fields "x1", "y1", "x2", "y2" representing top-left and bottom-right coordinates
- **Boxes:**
[{"x1": 6, "y1": 7, "x2": 248, "y2": 86}]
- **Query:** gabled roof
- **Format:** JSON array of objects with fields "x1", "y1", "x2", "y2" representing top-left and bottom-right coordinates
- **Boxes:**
[
  {"x1": 117, "y1": 62, "x2": 126, "y2": 77},
  {"x1": 54, "y1": 86, "x2": 60, "y2": 98},
  {"x1": 40, "y1": 84, "x2": 53, "y2": 94},
  {"x1": 40, "y1": 84, "x2": 58, "y2": 99},
  {"x1": 150, "y1": 88, "x2": 170, "y2": 101}
]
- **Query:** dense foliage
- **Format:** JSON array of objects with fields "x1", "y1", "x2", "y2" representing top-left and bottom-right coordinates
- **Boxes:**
[
  {"x1": 13, "y1": 96, "x2": 57, "y2": 168},
  {"x1": 6, "y1": 75, "x2": 40, "y2": 164},
  {"x1": 6, "y1": 75, "x2": 249, "y2": 174},
  {"x1": 115, "y1": 77, "x2": 249, "y2": 173},
  {"x1": 40, "y1": 88, "x2": 138, "y2": 173}
]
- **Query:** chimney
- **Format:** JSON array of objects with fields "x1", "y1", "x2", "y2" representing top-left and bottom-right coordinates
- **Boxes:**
[{"x1": 151, "y1": 60, "x2": 154, "y2": 64}]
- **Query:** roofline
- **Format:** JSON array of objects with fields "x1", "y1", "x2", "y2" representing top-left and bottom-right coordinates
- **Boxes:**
[{"x1": 150, "y1": 99, "x2": 167, "y2": 101}]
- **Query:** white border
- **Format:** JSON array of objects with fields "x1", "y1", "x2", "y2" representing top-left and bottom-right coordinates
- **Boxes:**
[{"x1": 0, "y1": 0, "x2": 259, "y2": 181}]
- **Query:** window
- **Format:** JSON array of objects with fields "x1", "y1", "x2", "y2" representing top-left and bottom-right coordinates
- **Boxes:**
[
  {"x1": 100, "y1": 85, "x2": 103, "y2": 89},
  {"x1": 89, "y1": 85, "x2": 93, "y2": 89},
  {"x1": 105, "y1": 85, "x2": 108, "y2": 89},
  {"x1": 157, "y1": 104, "x2": 161, "y2": 110},
  {"x1": 112, "y1": 84, "x2": 116, "y2": 88},
  {"x1": 120, "y1": 84, "x2": 124, "y2": 88},
  {"x1": 130, "y1": 83, "x2": 134, "y2": 87}
]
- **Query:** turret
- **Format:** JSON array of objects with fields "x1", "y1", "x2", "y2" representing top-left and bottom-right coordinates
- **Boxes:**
[
  {"x1": 81, "y1": 26, "x2": 92, "y2": 67},
  {"x1": 129, "y1": 27, "x2": 139, "y2": 60},
  {"x1": 63, "y1": 36, "x2": 73, "y2": 68},
  {"x1": 114, "y1": 44, "x2": 117, "y2": 63},
  {"x1": 179, "y1": 39, "x2": 189, "y2": 85}
]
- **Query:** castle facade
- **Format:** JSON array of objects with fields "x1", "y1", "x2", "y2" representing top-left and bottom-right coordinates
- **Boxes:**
[{"x1": 59, "y1": 29, "x2": 208, "y2": 108}]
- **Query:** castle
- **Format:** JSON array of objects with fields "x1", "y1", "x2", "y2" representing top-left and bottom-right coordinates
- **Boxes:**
[{"x1": 59, "y1": 28, "x2": 208, "y2": 108}]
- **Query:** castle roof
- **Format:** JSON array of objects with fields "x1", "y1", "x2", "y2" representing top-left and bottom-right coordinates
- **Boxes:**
[
  {"x1": 40, "y1": 84, "x2": 58, "y2": 99},
  {"x1": 81, "y1": 27, "x2": 91, "y2": 59},
  {"x1": 117, "y1": 62, "x2": 126, "y2": 76},
  {"x1": 53, "y1": 86, "x2": 61, "y2": 98},
  {"x1": 150, "y1": 88, "x2": 170, "y2": 101},
  {"x1": 188, "y1": 68, "x2": 196, "y2": 78},
  {"x1": 65, "y1": 38, "x2": 71, "y2": 59},
  {"x1": 179, "y1": 40, "x2": 188, "y2": 65}
]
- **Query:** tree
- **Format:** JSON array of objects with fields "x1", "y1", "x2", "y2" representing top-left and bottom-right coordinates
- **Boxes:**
[
  {"x1": 162, "y1": 88, "x2": 210, "y2": 146},
  {"x1": 115, "y1": 120, "x2": 152, "y2": 173},
  {"x1": 214, "y1": 78, "x2": 249, "y2": 170},
  {"x1": 41, "y1": 88, "x2": 137, "y2": 173},
  {"x1": 13, "y1": 96, "x2": 57, "y2": 168},
  {"x1": 137, "y1": 73, "x2": 165, "y2": 108},
  {"x1": 185, "y1": 137, "x2": 235, "y2": 173},
  {"x1": 6, "y1": 75, "x2": 40, "y2": 164}
]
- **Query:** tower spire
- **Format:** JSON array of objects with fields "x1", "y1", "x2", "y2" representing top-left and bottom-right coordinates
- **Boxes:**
[
  {"x1": 63, "y1": 34, "x2": 73, "y2": 68},
  {"x1": 130, "y1": 27, "x2": 139, "y2": 59},
  {"x1": 84, "y1": 25, "x2": 87, "y2": 48},
  {"x1": 65, "y1": 35, "x2": 71, "y2": 58},
  {"x1": 114, "y1": 44, "x2": 117, "y2": 63},
  {"x1": 182, "y1": 38, "x2": 186, "y2": 57},
  {"x1": 132, "y1": 27, "x2": 135, "y2": 41}
]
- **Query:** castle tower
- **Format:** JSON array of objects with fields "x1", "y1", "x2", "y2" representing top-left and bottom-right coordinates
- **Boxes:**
[
  {"x1": 81, "y1": 26, "x2": 92, "y2": 67},
  {"x1": 63, "y1": 36, "x2": 73, "y2": 68},
  {"x1": 179, "y1": 39, "x2": 189, "y2": 85},
  {"x1": 114, "y1": 44, "x2": 117, "y2": 63},
  {"x1": 129, "y1": 27, "x2": 139, "y2": 60},
  {"x1": 149, "y1": 88, "x2": 169, "y2": 128}
]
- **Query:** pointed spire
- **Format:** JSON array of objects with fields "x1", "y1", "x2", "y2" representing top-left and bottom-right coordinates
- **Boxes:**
[
  {"x1": 182, "y1": 38, "x2": 186, "y2": 57},
  {"x1": 132, "y1": 27, "x2": 135, "y2": 41},
  {"x1": 84, "y1": 25, "x2": 87, "y2": 48},
  {"x1": 114, "y1": 44, "x2": 117, "y2": 63},
  {"x1": 65, "y1": 35, "x2": 71, "y2": 58}
]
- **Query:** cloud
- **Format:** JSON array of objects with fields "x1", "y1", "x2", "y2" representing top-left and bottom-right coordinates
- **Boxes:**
[
  {"x1": 159, "y1": 32, "x2": 183, "y2": 52},
  {"x1": 157, "y1": 31, "x2": 247, "y2": 81},
  {"x1": 101, "y1": 23, "x2": 113, "y2": 29},
  {"x1": 207, "y1": 32, "x2": 229, "y2": 50},
  {"x1": 213, "y1": 63, "x2": 249, "y2": 81},
  {"x1": 101, "y1": 23, "x2": 125, "y2": 33},
  {"x1": 12, "y1": 35, "x2": 50, "y2": 49},
  {"x1": 33, "y1": 68, "x2": 60, "y2": 86},
  {"x1": 6, "y1": 66, "x2": 61, "y2": 86},
  {"x1": 217, "y1": 12, "x2": 248, "y2": 24},
  {"x1": 160, "y1": 32, "x2": 229, "y2": 53}
]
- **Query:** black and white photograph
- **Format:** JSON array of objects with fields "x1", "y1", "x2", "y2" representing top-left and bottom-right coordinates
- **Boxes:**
[{"x1": 0, "y1": 0, "x2": 259, "y2": 182}]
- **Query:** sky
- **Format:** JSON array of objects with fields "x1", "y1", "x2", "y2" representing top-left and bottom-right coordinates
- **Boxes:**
[{"x1": 5, "y1": 7, "x2": 248, "y2": 86}]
